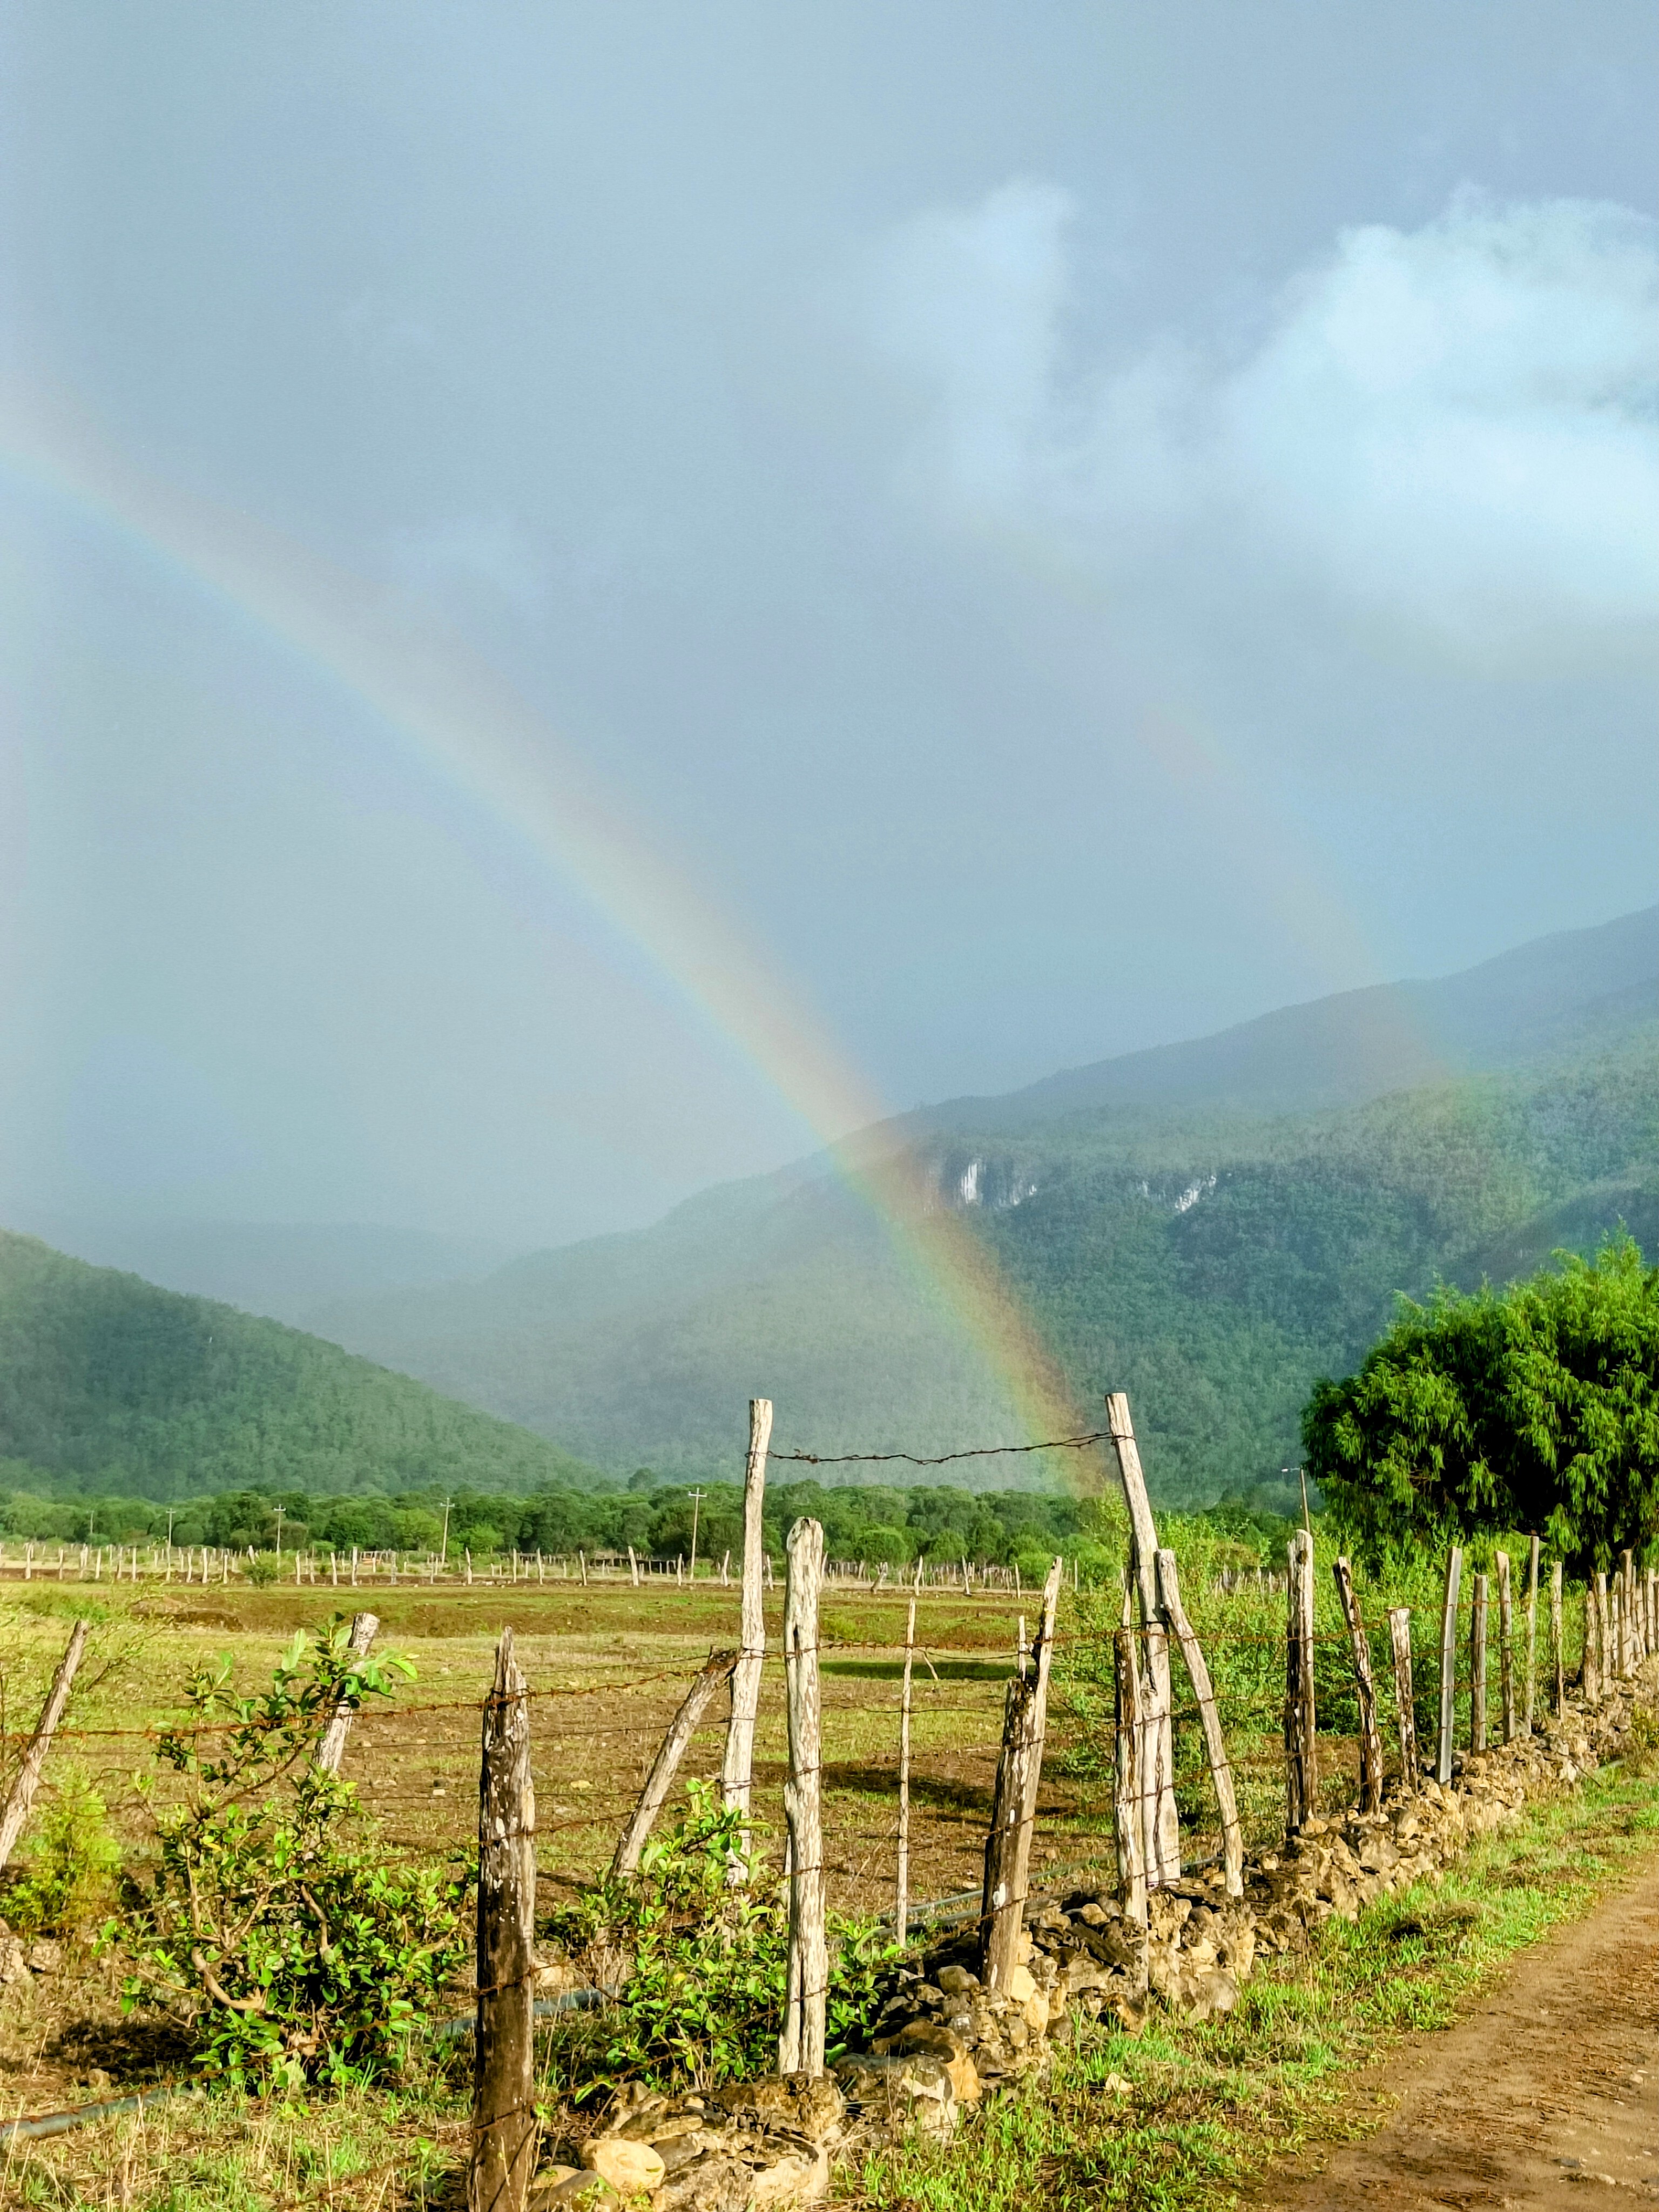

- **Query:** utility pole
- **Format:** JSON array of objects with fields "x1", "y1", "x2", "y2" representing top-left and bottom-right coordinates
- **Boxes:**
[
  {"x1": 440, "y1": 1498, "x2": 453, "y2": 1567},
  {"x1": 1284, "y1": 1466, "x2": 1312, "y2": 1539},
  {"x1": 686, "y1": 1489, "x2": 707, "y2": 1582}
]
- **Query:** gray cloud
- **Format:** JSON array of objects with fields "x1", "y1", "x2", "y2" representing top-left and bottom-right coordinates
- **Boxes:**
[{"x1": 872, "y1": 184, "x2": 1659, "y2": 670}]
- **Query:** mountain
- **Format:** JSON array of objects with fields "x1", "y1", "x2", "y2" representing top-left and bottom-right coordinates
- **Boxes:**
[
  {"x1": 2, "y1": 1218, "x2": 512, "y2": 1327},
  {"x1": 297, "y1": 907, "x2": 1659, "y2": 1501},
  {"x1": 0, "y1": 1230, "x2": 601, "y2": 1500},
  {"x1": 927, "y1": 902, "x2": 1659, "y2": 1126}
]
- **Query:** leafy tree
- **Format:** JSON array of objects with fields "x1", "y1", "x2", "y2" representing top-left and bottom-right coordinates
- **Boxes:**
[{"x1": 1304, "y1": 1237, "x2": 1659, "y2": 1573}]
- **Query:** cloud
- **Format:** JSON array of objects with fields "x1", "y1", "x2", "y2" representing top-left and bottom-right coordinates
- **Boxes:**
[{"x1": 869, "y1": 184, "x2": 1659, "y2": 668}]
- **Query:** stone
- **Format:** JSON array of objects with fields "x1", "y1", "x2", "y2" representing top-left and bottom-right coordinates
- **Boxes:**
[
  {"x1": 713, "y1": 2072, "x2": 844, "y2": 2146},
  {"x1": 0, "y1": 1938, "x2": 28, "y2": 1985},
  {"x1": 747, "y1": 2143, "x2": 831, "y2": 2207},
  {"x1": 936, "y1": 1963, "x2": 979, "y2": 1997},
  {"x1": 1004, "y1": 1964, "x2": 1037, "y2": 2005},
  {"x1": 581, "y1": 2137, "x2": 666, "y2": 2194},
  {"x1": 835, "y1": 2052, "x2": 957, "y2": 2135},
  {"x1": 533, "y1": 2174, "x2": 620, "y2": 2210},
  {"x1": 24, "y1": 1939, "x2": 61, "y2": 1975}
]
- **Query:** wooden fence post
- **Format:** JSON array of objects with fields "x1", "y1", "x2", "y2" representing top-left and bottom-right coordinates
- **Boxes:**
[
  {"x1": 314, "y1": 1613, "x2": 381, "y2": 1776},
  {"x1": 1524, "y1": 1535, "x2": 1540, "y2": 1732},
  {"x1": 1112, "y1": 1623, "x2": 1148, "y2": 1994},
  {"x1": 469, "y1": 1628, "x2": 536, "y2": 2212},
  {"x1": 1387, "y1": 1608, "x2": 1417, "y2": 1785},
  {"x1": 1549, "y1": 1561, "x2": 1564, "y2": 1714},
  {"x1": 1105, "y1": 1394, "x2": 1181, "y2": 1885},
  {"x1": 1591, "y1": 1573, "x2": 1609, "y2": 1701},
  {"x1": 980, "y1": 1559, "x2": 1063, "y2": 1991},
  {"x1": 612, "y1": 1650, "x2": 737, "y2": 1878},
  {"x1": 1333, "y1": 1557, "x2": 1382, "y2": 1814},
  {"x1": 1622, "y1": 1551, "x2": 1636, "y2": 1674},
  {"x1": 1470, "y1": 1573, "x2": 1489, "y2": 1751},
  {"x1": 1284, "y1": 1528, "x2": 1317, "y2": 1835},
  {"x1": 895, "y1": 1596, "x2": 915, "y2": 1946},
  {"x1": 720, "y1": 1398, "x2": 772, "y2": 1877},
  {"x1": 1436, "y1": 1547, "x2": 1462, "y2": 1784},
  {"x1": 0, "y1": 1621, "x2": 90, "y2": 1871},
  {"x1": 1496, "y1": 1551, "x2": 1515, "y2": 1742},
  {"x1": 1156, "y1": 1550, "x2": 1242, "y2": 1896},
  {"x1": 779, "y1": 1518, "x2": 827, "y2": 2078}
]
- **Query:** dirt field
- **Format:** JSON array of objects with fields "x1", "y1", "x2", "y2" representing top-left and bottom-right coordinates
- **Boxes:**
[{"x1": 0, "y1": 1575, "x2": 1113, "y2": 2128}]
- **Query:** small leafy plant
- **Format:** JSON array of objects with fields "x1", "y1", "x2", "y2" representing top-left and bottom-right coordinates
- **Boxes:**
[
  {"x1": 117, "y1": 1621, "x2": 470, "y2": 2090},
  {"x1": 5, "y1": 1766, "x2": 122, "y2": 1937},
  {"x1": 244, "y1": 1554, "x2": 281, "y2": 1588},
  {"x1": 541, "y1": 1781, "x2": 895, "y2": 2099}
]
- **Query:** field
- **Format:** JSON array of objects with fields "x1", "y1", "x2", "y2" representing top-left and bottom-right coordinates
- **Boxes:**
[{"x1": 0, "y1": 1549, "x2": 1613, "y2": 2208}]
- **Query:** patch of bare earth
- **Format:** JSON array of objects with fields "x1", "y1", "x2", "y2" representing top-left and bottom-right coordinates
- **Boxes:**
[{"x1": 1258, "y1": 1859, "x2": 1659, "y2": 2209}]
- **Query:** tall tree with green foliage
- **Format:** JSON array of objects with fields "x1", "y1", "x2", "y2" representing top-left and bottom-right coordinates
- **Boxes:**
[{"x1": 1304, "y1": 1236, "x2": 1659, "y2": 1573}]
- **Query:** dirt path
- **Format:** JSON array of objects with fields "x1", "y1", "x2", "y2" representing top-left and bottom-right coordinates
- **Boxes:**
[{"x1": 1257, "y1": 1858, "x2": 1659, "y2": 2208}]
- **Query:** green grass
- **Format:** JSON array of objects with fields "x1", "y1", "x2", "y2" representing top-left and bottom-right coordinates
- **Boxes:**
[{"x1": 849, "y1": 1759, "x2": 1659, "y2": 2211}]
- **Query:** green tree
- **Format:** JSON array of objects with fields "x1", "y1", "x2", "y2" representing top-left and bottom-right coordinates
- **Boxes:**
[{"x1": 1304, "y1": 1236, "x2": 1659, "y2": 1573}]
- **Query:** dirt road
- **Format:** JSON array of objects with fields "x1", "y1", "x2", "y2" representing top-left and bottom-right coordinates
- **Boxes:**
[{"x1": 1259, "y1": 1860, "x2": 1659, "y2": 2208}]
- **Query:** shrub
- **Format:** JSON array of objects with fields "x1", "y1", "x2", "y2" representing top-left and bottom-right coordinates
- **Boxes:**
[
  {"x1": 244, "y1": 1553, "x2": 280, "y2": 1587},
  {"x1": 117, "y1": 1622, "x2": 469, "y2": 2090},
  {"x1": 541, "y1": 1781, "x2": 894, "y2": 2099},
  {"x1": 5, "y1": 1766, "x2": 121, "y2": 1937}
]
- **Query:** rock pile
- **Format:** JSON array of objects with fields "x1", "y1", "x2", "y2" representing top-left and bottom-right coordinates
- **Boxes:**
[
  {"x1": 536, "y1": 2073, "x2": 845, "y2": 2210},
  {"x1": 844, "y1": 1670, "x2": 1654, "y2": 2107}
]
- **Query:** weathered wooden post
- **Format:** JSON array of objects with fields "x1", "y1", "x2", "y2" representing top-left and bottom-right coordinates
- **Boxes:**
[
  {"x1": 1590, "y1": 1573, "x2": 1609, "y2": 1701},
  {"x1": 1112, "y1": 1622, "x2": 1149, "y2": 1995},
  {"x1": 1387, "y1": 1608, "x2": 1417, "y2": 1784},
  {"x1": 1622, "y1": 1550, "x2": 1636, "y2": 1673},
  {"x1": 1105, "y1": 1394, "x2": 1180, "y2": 1885},
  {"x1": 469, "y1": 1628, "x2": 536, "y2": 2212},
  {"x1": 896, "y1": 1595, "x2": 916, "y2": 1946},
  {"x1": 612, "y1": 1650, "x2": 737, "y2": 1878},
  {"x1": 1469, "y1": 1572, "x2": 1489, "y2": 1751},
  {"x1": 721, "y1": 1398, "x2": 772, "y2": 1877},
  {"x1": 1436, "y1": 1547, "x2": 1462, "y2": 1784},
  {"x1": 1549, "y1": 1561, "x2": 1564, "y2": 1713},
  {"x1": 1284, "y1": 1528, "x2": 1317, "y2": 1835},
  {"x1": 780, "y1": 1518, "x2": 827, "y2": 2078},
  {"x1": 1524, "y1": 1535, "x2": 1540, "y2": 1732},
  {"x1": 981, "y1": 1558, "x2": 1064, "y2": 1989},
  {"x1": 1496, "y1": 1551, "x2": 1516, "y2": 1742},
  {"x1": 1333, "y1": 1557, "x2": 1382, "y2": 1814},
  {"x1": 1157, "y1": 1550, "x2": 1242, "y2": 1896},
  {"x1": 0, "y1": 1621, "x2": 90, "y2": 1871},
  {"x1": 314, "y1": 1613, "x2": 381, "y2": 1776}
]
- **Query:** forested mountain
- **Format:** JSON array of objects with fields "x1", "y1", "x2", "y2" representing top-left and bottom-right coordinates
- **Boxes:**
[
  {"x1": 0, "y1": 1230, "x2": 601, "y2": 1499},
  {"x1": 306, "y1": 909, "x2": 1659, "y2": 1501}
]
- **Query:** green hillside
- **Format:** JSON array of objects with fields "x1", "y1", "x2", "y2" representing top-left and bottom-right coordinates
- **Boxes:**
[
  {"x1": 0, "y1": 1230, "x2": 603, "y2": 1500},
  {"x1": 308, "y1": 1030, "x2": 1659, "y2": 1503}
]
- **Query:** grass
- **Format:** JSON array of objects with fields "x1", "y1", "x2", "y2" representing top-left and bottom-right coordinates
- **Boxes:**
[{"x1": 848, "y1": 1758, "x2": 1659, "y2": 2212}]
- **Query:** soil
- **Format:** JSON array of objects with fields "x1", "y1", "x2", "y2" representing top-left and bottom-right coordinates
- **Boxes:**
[{"x1": 1256, "y1": 1852, "x2": 1659, "y2": 2209}]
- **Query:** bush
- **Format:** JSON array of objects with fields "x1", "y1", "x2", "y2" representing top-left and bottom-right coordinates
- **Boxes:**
[
  {"x1": 244, "y1": 1553, "x2": 280, "y2": 1587},
  {"x1": 5, "y1": 1766, "x2": 121, "y2": 1937},
  {"x1": 541, "y1": 1782, "x2": 894, "y2": 2099},
  {"x1": 118, "y1": 1622, "x2": 469, "y2": 2090}
]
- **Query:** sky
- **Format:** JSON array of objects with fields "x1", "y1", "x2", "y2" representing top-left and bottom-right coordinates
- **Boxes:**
[{"x1": 0, "y1": 1, "x2": 1654, "y2": 1250}]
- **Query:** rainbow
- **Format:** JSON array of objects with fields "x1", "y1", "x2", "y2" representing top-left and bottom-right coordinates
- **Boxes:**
[{"x1": 0, "y1": 382, "x2": 1100, "y2": 1478}]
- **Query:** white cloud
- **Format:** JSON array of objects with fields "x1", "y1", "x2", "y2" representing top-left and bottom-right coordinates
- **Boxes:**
[{"x1": 870, "y1": 185, "x2": 1659, "y2": 668}]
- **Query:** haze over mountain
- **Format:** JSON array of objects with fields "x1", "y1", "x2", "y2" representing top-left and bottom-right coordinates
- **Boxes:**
[{"x1": 288, "y1": 905, "x2": 1659, "y2": 1500}]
